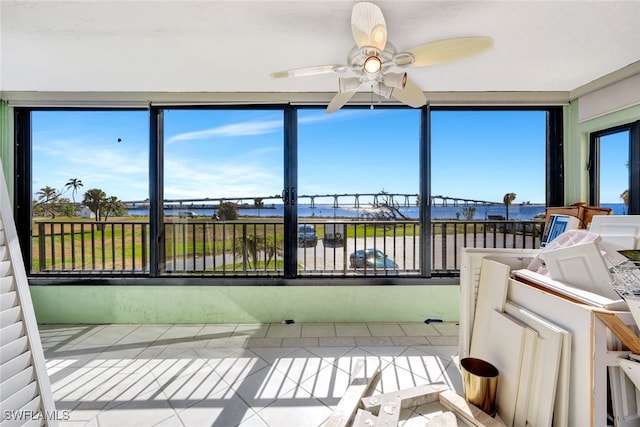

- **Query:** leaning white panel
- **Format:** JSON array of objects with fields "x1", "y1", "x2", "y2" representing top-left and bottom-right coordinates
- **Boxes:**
[
  {"x1": 459, "y1": 248, "x2": 539, "y2": 358},
  {"x1": 504, "y1": 301, "x2": 567, "y2": 427},
  {"x1": 0, "y1": 162, "x2": 58, "y2": 426}
]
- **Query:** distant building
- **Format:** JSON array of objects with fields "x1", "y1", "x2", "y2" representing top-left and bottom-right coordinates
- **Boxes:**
[{"x1": 79, "y1": 207, "x2": 93, "y2": 218}]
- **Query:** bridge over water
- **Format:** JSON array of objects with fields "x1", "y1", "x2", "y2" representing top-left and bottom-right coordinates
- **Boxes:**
[{"x1": 124, "y1": 193, "x2": 501, "y2": 210}]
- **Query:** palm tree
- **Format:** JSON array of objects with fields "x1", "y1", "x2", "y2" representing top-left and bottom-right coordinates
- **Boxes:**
[
  {"x1": 36, "y1": 186, "x2": 59, "y2": 203},
  {"x1": 83, "y1": 188, "x2": 106, "y2": 221},
  {"x1": 462, "y1": 206, "x2": 476, "y2": 220},
  {"x1": 621, "y1": 189, "x2": 629, "y2": 214},
  {"x1": 102, "y1": 196, "x2": 125, "y2": 221},
  {"x1": 64, "y1": 178, "x2": 83, "y2": 204},
  {"x1": 503, "y1": 192, "x2": 517, "y2": 220},
  {"x1": 234, "y1": 234, "x2": 283, "y2": 270},
  {"x1": 254, "y1": 198, "x2": 264, "y2": 217},
  {"x1": 35, "y1": 186, "x2": 61, "y2": 218}
]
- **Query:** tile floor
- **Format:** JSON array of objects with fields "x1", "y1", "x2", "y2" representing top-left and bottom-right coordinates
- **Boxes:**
[{"x1": 40, "y1": 322, "x2": 463, "y2": 427}]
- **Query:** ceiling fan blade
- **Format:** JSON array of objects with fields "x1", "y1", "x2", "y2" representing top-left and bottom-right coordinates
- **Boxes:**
[
  {"x1": 391, "y1": 78, "x2": 426, "y2": 108},
  {"x1": 271, "y1": 65, "x2": 346, "y2": 79},
  {"x1": 403, "y1": 36, "x2": 494, "y2": 67},
  {"x1": 327, "y1": 91, "x2": 357, "y2": 114},
  {"x1": 351, "y1": 2, "x2": 387, "y2": 51}
]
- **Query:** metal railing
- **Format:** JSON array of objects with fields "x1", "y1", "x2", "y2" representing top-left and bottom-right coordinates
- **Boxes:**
[
  {"x1": 32, "y1": 219, "x2": 544, "y2": 276},
  {"x1": 164, "y1": 221, "x2": 283, "y2": 275},
  {"x1": 35, "y1": 221, "x2": 149, "y2": 273}
]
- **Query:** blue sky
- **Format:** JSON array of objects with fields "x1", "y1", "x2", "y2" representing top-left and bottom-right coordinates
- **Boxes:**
[
  {"x1": 599, "y1": 131, "x2": 630, "y2": 203},
  {"x1": 31, "y1": 108, "x2": 629, "y2": 206}
]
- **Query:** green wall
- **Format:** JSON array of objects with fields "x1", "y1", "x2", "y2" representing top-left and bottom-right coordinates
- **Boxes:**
[
  {"x1": 14, "y1": 95, "x2": 640, "y2": 325},
  {"x1": 29, "y1": 284, "x2": 459, "y2": 324}
]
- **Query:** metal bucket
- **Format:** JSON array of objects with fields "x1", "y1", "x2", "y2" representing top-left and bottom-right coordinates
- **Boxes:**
[{"x1": 461, "y1": 357, "x2": 499, "y2": 416}]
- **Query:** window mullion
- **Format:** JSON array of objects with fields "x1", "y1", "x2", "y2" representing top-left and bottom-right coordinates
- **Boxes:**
[
  {"x1": 283, "y1": 106, "x2": 298, "y2": 278},
  {"x1": 149, "y1": 108, "x2": 163, "y2": 276},
  {"x1": 420, "y1": 105, "x2": 432, "y2": 277},
  {"x1": 14, "y1": 108, "x2": 32, "y2": 270}
]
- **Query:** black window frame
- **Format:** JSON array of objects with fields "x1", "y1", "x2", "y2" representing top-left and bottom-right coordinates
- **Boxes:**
[
  {"x1": 589, "y1": 120, "x2": 640, "y2": 214},
  {"x1": 14, "y1": 104, "x2": 563, "y2": 285}
]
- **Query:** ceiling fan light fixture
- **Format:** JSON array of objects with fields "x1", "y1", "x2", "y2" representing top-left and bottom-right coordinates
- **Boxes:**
[
  {"x1": 339, "y1": 77, "x2": 362, "y2": 93},
  {"x1": 384, "y1": 72, "x2": 407, "y2": 89},
  {"x1": 363, "y1": 56, "x2": 382, "y2": 74}
]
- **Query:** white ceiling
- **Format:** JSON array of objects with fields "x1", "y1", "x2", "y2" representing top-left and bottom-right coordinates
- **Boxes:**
[{"x1": 1, "y1": 0, "x2": 640, "y2": 104}]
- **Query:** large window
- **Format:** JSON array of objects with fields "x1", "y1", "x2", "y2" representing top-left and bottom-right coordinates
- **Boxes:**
[
  {"x1": 590, "y1": 123, "x2": 640, "y2": 214},
  {"x1": 430, "y1": 109, "x2": 549, "y2": 270},
  {"x1": 431, "y1": 110, "x2": 547, "y2": 218},
  {"x1": 161, "y1": 109, "x2": 284, "y2": 276},
  {"x1": 16, "y1": 105, "x2": 560, "y2": 281},
  {"x1": 30, "y1": 110, "x2": 149, "y2": 274},
  {"x1": 297, "y1": 108, "x2": 420, "y2": 276}
]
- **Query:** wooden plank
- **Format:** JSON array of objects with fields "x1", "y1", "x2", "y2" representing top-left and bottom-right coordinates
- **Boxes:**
[
  {"x1": 323, "y1": 359, "x2": 381, "y2": 427},
  {"x1": 554, "y1": 321, "x2": 572, "y2": 427},
  {"x1": 512, "y1": 268, "x2": 620, "y2": 308},
  {"x1": 508, "y1": 275, "x2": 596, "y2": 426},
  {"x1": 459, "y1": 249, "x2": 540, "y2": 359},
  {"x1": 485, "y1": 310, "x2": 537, "y2": 426},
  {"x1": 361, "y1": 383, "x2": 449, "y2": 412},
  {"x1": 351, "y1": 409, "x2": 377, "y2": 427},
  {"x1": 353, "y1": 387, "x2": 510, "y2": 427},
  {"x1": 507, "y1": 279, "x2": 576, "y2": 427},
  {"x1": 593, "y1": 310, "x2": 640, "y2": 354},
  {"x1": 425, "y1": 412, "x2": 458, "y2": 427},
  {"x1": 514, "y1": 324, "x2": 537, "y2": 427},
  {"x1": 376, "y1": 398, "x2": 401, "y2": 427},
  {"x1": 618, "y1": 358, "x2": 640, "y2": 391},
  {"x1": 439, "y1": 389, "x2": 507, "y2": 427},
  {"x1": 609, "y1": 362, "x2": 640, "y2": 427},
  {"x1": 504, "y1": 301, "x2": 565, "y2": 427},
  {"x1": 470, "y1": 259, "x2": 511, "y2": 361}
]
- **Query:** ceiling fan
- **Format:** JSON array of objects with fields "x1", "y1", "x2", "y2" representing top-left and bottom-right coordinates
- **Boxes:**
[{"x1": 271, "y1": 2, "x2": 493, "y2": 113}]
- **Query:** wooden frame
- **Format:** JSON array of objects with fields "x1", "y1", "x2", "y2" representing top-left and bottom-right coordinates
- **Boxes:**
[{"x1": 327, "y1": 383, "x2": 507, "y2": 427}]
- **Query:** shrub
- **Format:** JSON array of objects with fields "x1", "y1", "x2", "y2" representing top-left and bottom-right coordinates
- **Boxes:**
[{"x1": 217, "y1": 202, "x2": 238, "y2": 220}]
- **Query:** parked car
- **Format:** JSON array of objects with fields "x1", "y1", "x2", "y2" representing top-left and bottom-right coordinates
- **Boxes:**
[
  {"x1": 349, "y1": 249, "x2": 398, "y2": 269},
  {"x1": 298, "y1": 224, "x2": 318, "y2": 247},
  {"x1": 177, "y1": 211, "x2": 196, "y2": 218}
]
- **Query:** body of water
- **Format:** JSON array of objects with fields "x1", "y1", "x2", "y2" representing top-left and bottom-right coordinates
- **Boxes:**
[{"x1": 128, "y1": 203, "x2": 628, "y2": 220}]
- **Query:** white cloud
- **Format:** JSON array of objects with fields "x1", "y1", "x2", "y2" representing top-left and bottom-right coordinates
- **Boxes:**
[
  {"x1": 167, "y1": 119, "x2": 283, "y2": 144},
  {"x1": 298, "y1": 108, "x2": 385, "y2": 125},
  {"x1": 165, "y1": 109, "x2": 377, "y2": 144},
  {"x1": 163, "y1": 157, "x2": 281, "y2": 200},
  {"x1": 33, "y1": 136, "x2": 149, "y2": 200}
]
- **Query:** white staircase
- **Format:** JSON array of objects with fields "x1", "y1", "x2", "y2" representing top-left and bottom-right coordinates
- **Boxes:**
[{"x1": 0, "y1": 163, "x2": 58, "y2": 427}]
